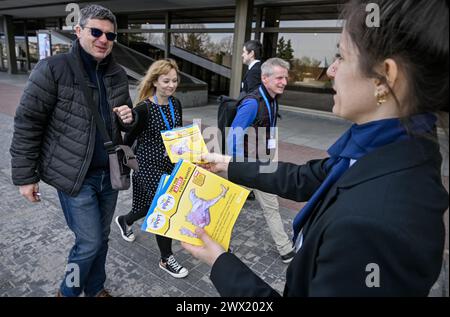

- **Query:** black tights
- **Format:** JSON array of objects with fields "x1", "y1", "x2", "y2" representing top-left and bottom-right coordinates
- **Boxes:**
[{"x1": 124, "y1": 206, "x2": 173, "y2": 260}]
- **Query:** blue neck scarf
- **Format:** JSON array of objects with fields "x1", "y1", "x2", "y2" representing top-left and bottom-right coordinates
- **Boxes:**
[{"x1": 292, "y1": 113, "x2": 437, "y2": 247}]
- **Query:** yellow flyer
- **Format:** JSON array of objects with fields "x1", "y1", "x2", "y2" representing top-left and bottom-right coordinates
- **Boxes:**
[
  {"x1": 161, "y1": 124, "x2": 208, "y2": 163},
  {"x1": 141, "y1": 160, "x2": 250, "y2": 250}
]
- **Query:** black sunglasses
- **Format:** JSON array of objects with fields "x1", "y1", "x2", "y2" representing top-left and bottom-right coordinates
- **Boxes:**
[{"x1": 83, "y1": 26, "x2": 117, "y2": 41}]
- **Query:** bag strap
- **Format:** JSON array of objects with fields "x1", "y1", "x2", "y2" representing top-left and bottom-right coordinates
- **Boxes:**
[
  {"x1": 237, "y1": 91, "x2": 263, "y2": 121},
  {"x1": 65, "y1": 54, "x2": 115, "y2": 151},
  {"x1": 118, "y1": 145, "x2": 139, "y2": 171}
]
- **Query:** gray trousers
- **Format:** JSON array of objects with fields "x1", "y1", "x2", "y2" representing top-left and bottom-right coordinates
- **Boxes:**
[{"x1": 252, "y1": 188, "x2": 294, "y2": 256}]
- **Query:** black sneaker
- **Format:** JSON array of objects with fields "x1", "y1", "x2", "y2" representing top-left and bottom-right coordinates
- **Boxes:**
[
  {"x1": 159, "y1": 255, "x2": 189, "y2": 278},
  {"x1": 281, "y1": 251, "x2": 296, "y2": 264},
  {"x1": 115, "y1": 215, "x2": 135, "y2": 242}
]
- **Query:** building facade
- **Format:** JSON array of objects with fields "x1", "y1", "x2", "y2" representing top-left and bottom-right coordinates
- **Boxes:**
[{"x1": 1, "y1": 0, "x2": 347, "y2": 109}]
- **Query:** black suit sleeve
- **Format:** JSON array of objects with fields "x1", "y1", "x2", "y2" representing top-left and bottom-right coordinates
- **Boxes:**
[
  {"x1": 245, "y1": 65, "x2": 261, "y2": 93},
  {"x1": 211, "y1": 253, "x2": 281, "y2": 297},
  {"x1": 228, "y1": 159, "x2": 329, "y2": 202}
]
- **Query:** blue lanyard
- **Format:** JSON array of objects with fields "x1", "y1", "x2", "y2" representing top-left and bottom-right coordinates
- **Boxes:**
[
  {"x1": 154, "y1": 95, "x2": 176, "y2": 130},
  {"x1": 258, "y1": 86, "x2": 277, "y2": 128}
]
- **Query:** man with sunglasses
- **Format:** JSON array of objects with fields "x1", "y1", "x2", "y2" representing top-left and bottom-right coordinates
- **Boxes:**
[{"x1": 10, "y1": 4, "x2": 133, "y2": 297}]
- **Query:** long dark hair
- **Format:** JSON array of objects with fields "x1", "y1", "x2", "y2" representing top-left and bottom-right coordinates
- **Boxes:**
[{"x1": 343, "y1": 0, "x2": 449, "y2": 119}]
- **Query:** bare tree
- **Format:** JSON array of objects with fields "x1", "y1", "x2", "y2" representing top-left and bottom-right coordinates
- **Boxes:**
[{"x1": 171, "y1": 24, "x2": 211, "y2": 55}]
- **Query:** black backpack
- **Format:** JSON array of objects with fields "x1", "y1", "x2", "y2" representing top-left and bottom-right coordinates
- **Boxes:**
[{"x1": 217, "y1": 92, "x2": 261, "y2": 154}]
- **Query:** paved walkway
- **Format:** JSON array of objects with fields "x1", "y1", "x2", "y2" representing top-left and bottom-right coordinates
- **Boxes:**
[{"x1": 0, "y1": 72, "x2": 448, "y2": 297}]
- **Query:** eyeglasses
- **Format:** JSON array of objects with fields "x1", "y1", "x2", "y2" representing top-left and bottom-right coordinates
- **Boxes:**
[{"x1": 83, "y1": 26, "x2": 117, "y2": 41}]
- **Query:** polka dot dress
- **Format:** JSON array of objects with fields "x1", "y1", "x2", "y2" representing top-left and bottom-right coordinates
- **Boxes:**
[{"x1": 130, "y1": 97, "x2": 182, "y2": 214}]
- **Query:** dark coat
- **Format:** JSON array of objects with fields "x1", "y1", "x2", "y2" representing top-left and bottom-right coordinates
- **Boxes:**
[
  {"x1": 10, "y1": 39, "x2": 132, "y2": 196},
  {"x1": 211, "y1": 137, "x2": 448, "y2": 296},
  {"x1": 241, "y1": 61, "x2": 261, "y2": 94}
]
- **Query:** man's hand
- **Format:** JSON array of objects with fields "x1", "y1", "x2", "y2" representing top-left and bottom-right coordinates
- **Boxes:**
[
  {"x1": 182, "y1": 228, "x2": 226, "y2": 267},
  {"x1": 199, "y1": 153, "x2": 232, "y2": 174},
  {"x1": 19, "y1": 183, "x2": 41, "y2": 203},
  {"x1": 113, "y1": 105, "x2": 133, "y2": 124}
]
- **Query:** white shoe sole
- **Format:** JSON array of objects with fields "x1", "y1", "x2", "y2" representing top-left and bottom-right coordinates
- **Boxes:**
[
  {"x1": 115, "y1": 216, "x2": 135, "y2": 242},
  {"x1": 159, "y1": 262, "x2": 189, "y2": 278},
  {"x1": 282, "y1": 257, "x2": 294, "y2": 264}
]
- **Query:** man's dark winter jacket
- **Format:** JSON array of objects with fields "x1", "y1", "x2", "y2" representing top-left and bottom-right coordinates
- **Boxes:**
[{"x1": 10, "y1": 39, "x2": 132, "y2": 196}]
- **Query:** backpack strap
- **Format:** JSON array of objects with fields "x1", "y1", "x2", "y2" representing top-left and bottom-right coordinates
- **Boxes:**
[{"x1": 238, "y1": 90, "x2": 266, "y2": 127}]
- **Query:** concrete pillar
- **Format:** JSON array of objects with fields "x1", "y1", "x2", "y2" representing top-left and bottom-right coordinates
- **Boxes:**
[
  {"x1": 2, "y1": 15, "x2": 18, "y2": 74},
  {"x1": 262, "y1": 7, "x2": 280, "y2": 60},
  {"x1": 229, "y1": 0, "x2": 253, "y2": 98},
  {"x1": 164, "y1": 12, "x2": 171, "y2": 58}
]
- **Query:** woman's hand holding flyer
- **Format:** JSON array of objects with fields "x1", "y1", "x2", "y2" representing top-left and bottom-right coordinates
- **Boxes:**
[
  {"x1": 181, "y1": 228, "x2": 226, "y2": 267},
  {"x1": 199, "y1": 153, "x2": 232, "y2": 174}
]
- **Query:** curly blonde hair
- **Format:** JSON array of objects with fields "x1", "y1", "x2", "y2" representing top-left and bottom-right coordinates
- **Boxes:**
[{"x1": 136, "y1": 58, "x2": 179, "y2": 104}]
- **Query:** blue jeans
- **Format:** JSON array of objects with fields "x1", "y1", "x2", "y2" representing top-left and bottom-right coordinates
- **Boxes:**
[{"x1": 57, "y1": 169, "x2": 118, "y2": 297}]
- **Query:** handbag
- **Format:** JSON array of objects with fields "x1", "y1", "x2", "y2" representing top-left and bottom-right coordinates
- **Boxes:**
[{"x1": 66, "y1": 55, "x2": 138, "y2": 190}]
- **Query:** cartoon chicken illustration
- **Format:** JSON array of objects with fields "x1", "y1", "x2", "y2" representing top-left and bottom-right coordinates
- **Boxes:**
[{"x1": 180, "y1": 185, "x2": 229, "y2": 237}]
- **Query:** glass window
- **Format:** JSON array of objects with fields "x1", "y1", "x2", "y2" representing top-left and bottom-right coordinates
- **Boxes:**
[
  {"x1": 14, "y1": 36, "x2": 27, "y2": 72},
  {"x1": 279, "y1": 20, "x2": 343, "y2": 28},
  {"x1": 171, "y1": 23, "x2": 233, "y2": 29},
  {"x1": 37, "y1": 32, "x2": 51, "y2": 60},
  {"x1": 129, "y1": 23, "x2": 165, "y2": 30},
  {"x1": 27, "y1": 35, "x2": 38, "y2": 65},
  {"x1": 123, "y1": 32, "x2": 166, "y2": 60},
  {"x1": 51, "y1": 35, "x2": 70, "y2": 55},
  {"x1": 171, "y1": 32, "x2": 233, "y2": 67},
  {"x1": 171, "y1": 31, "x2": 210, "y2": 56},
  {"x1": 206, "y1": 33, "x2": 233, "y2": 67},
  {"x1": 274, "y1": 32, "x2": 340, "y2": 89},
  {"x1": 129, "y1": 32, "x2": 165, "y2": 46}
]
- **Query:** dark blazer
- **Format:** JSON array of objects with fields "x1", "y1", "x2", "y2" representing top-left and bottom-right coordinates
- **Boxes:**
[
  {"x1": 241, "y1": 61, "x2": 261, "y2": 94},
  {"x1": 210, "y1": 137, "x2": 448, "y2": 297}
]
